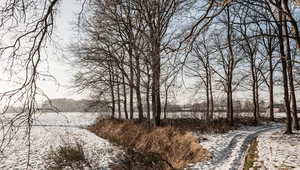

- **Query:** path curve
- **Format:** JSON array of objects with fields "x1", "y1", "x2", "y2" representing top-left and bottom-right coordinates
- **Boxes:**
[{"x1": 190, "y1": 123, "x2": 284, "y2": 170}]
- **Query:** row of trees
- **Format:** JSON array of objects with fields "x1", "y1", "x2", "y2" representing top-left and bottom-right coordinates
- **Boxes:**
[
  {"x1": 1, "y1": 0, "x2": 300, "y2": 134},
  {"x1": 69, "y1": 0, "x2": 219, "y2": 126},
  {"x1": 185, "y1": 0, "x2": 300, "y2": 133},
  {"x1": 68, "y1": 0, "x2": 300, "y2": 134}
]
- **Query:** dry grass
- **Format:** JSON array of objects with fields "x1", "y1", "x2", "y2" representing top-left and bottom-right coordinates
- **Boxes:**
[
  {"x1": 88, "y1": 118, "x2": 210, "y2": 169},
  {"x1": 243, "y1": 137, "x2": 260, "y2": 170},
  {"x1": 44, "y1": 141, "x2": 92, "y2": 170}
]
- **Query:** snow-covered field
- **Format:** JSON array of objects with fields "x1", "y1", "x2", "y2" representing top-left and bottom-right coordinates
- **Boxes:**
[
  {"x1": 0, "y1": 112, "x2": 120, "y2": 169},
  {"x1": 0, "y1": 112, "x2": 299, "y2": 169}
]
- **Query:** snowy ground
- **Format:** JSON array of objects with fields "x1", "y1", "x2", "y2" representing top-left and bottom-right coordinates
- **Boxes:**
[
  {"x1": 189, "y1": 123, "x2": 285, "y2": 170},
  {"x1": 0, "y1": 112, "x2": 120, "y2": 169},
  {"x1": 0, "y1": 112, "x2": 299, "y2": 169},
  {"x1": 189, "y1": 112, "x2": 300, "y2": 170},
  {"x1": 255, "y1": 129, "x2": 300, "y2": 170}
]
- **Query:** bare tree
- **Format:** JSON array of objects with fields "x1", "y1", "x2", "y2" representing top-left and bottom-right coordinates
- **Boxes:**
[
  {"x1": 233, "y1": 3, "x2": 269, "y2": 125},
  {"x1": 210, "y1": 4, "x2": 246, "y2": 126},
  {"x1": 185, "y1": 32, "x2": 215, "y2": 121}
]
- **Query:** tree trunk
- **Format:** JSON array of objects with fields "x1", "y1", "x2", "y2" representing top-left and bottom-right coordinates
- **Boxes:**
[
  {"x1": 226, "y1": 6, "x2": 234, "y2": 126},
  {"x1": 109, "y1": 65, "x2": 115, "y2": 119},
  {"x1": 153, "y1": 52, "x2": 161, "y2": 126},
  {"x1": 136, "y1": 87, "x2": 143, "y2": 121},
  {"x1": 229, "y1": 82, "x2": 234, "y2": 126},
  {"x1": 282, "y1": 0, "x2": 300, "y2": 52},
  {"x1": 283, "y1": 14, "x2": 300, "y2": 130},
  {"x1": 135, "y1": 53, "x2": 144, "y2": 122},
  {"x1": 209, "y1": 81, "x2": 214, "y2": 120},
  {"x1": 122, "y1": 73, "x2": 128, "y2": 119},
  {"x1": 206, "y1": 72, "x2": 210, "y2": 121},
  {"x1": 146, "y1": 65, "x2": 151, "y2": 123},
  {"x1": 129, "y1": 51, "x2": 134, "y2": 120},
  {"x1": 250, "y1": 54, "x2": 258, "y2": 125},
  {"x1": 164, "y1": 89, "x2": 168, "y2": 120},
  {"x1": 269, "y1": 47, "x2": 274, "y2": 121},
  {"x1": 209, "y1": 67, "x2": 214, "y2": 120},
  {"x1": 255, "y1": 76, "x2": 260, "y2": 121},
  {"x1": 117, "y1": 77, "x2": 121, "y2": 119},
  {"x1": 278, "y1": 7, "x2": 292, "y2": 134}
]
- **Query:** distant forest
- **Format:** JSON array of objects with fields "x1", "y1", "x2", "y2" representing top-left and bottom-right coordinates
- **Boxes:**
[{"x1": 6, "y1": 99, "x2": 110, "y2": 113}]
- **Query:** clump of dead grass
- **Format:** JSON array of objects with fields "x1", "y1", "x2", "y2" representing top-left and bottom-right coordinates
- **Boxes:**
[
  {"x1": 44, "y1": 141, "x2": 92, "y2": 170},
  {"x1": 110, "y1": 148, "x2": 169, "y2": 170},
  {"x1": 89, "y1": 118, "x2": 210, "y2": 169}
]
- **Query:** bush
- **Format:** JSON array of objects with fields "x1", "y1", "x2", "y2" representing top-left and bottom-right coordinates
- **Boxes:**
[{"x1": 44, "y1": 141, "x2": 92, "y2": 170}]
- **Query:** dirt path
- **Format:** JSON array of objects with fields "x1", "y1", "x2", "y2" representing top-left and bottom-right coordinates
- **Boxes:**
[{"x1": 190, "y1": 124, "x2": 284, "y2": 170}]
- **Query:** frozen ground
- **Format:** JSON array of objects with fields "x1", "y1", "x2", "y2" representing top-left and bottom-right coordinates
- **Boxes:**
[
  {"x1": 0, "y1": 112, "x2": 299, "y2": 169},
  {"x1": 0, "y1": 112, "x2": 120, "y2": 169},
  {"x1": 190, "y1": 122, "x2": 285, "y2": 170},
  {"x1": 189, "y1": 112, "x2": 300, "y2": 170},
  {"x1": 255, "y1": 129, "x2": 300, "y2": 170}
]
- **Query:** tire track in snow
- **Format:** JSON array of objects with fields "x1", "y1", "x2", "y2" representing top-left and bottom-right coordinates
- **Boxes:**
[{"x1": 191, "y1": 124, "x2": 283, "y2": 170}]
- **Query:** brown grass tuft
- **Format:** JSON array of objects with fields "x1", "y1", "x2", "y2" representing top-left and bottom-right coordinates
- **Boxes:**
[
  {"x1": 44, "y1": 141, "x2": 92, "y2": 170},
  {"x1": 88, "y1": 118, "x2": 210, "y2": 169}
]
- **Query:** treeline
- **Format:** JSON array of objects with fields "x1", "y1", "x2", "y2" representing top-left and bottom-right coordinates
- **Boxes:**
[
  {"x1": 40, "y1": 98, "x2": 110, "y2": 112},
  {"x1": 179, "y1": 100, "x2": 268, "y2": 113},
  {"x1": 67, "y1": 0, "x2": 300, "y2": 133}
]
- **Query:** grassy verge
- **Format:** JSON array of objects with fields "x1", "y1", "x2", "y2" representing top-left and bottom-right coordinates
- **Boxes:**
[
  {"x1": 88, "y1": 118, "x2": 211, "y2": 169},
  {"x1": 244, "y1": 137, "x2": 261, "y2": 170}
]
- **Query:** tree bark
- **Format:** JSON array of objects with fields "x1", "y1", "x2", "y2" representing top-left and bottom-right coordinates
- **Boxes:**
[
  {"x1": 206, "y1": 71, "x2": 210, "y2": 121},
  {"x1": 117, "y1": 76, "x2": 121, "y2": 119},
  {"x1": 226, "y1": 5, "x2": 234, "y2": 126},
  {"x1": 250, "y1": 52, "x2": 258, "y2": 125},
  {"x1": 146, "y1": 65, "x2": 151, "y2": 124},
  {"x1": 209, "y1": 70, "x2": 214, "y2": 120},
  {"x1": 135, "y1": 49, "x2": 144, "y2": 122},
  {"x1": 122, "y1": 73, "x2": 128, "y2": 119},
  {"x1": 109, "y1": 64, "x2": 115, "y2": 119},
  {"x1": 278, "y1": 6, "x2": 292, "y2": 134},
  {"x1": 255, "y1": 76, "x2": 260, "y2": 120},
  {"x1": 283, "y1": 13, "x2": 300, "y2": 130},
  {"x1": 269, "y1": 39, "x2": 275, "y2": 121}
]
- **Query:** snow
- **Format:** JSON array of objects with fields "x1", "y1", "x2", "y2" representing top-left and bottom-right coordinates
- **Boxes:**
[
  {"x1": 189, "y1": 123, "x2": 284, "y2": 170},
  {"x1": 0, "y1": 112, "x2": 120, "y2": 169},
  {"x1": 1, "y1": 112, "x2": 300, "y2": 169},
  {"x1": 255, "y1": 129, "x2": 300, "y2": 170}
]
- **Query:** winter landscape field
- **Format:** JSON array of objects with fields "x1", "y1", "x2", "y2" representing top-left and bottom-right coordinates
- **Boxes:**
[{"x1": 0, "y1": 112, "x2": 299, "y2": 170}]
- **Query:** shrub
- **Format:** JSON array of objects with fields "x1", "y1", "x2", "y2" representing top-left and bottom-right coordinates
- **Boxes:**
[{"x1": 44, "y1": 141, "x2": 92, "y2": 170}]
